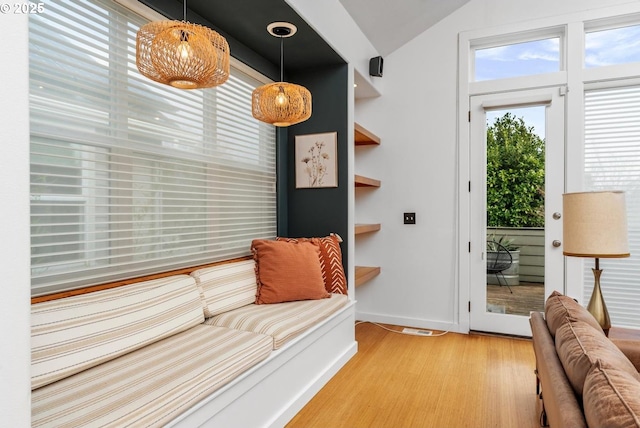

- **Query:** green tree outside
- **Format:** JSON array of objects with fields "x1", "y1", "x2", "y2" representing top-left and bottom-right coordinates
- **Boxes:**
[{"x1": 486, "y1": 112, "x2": 545, "y2": 227}]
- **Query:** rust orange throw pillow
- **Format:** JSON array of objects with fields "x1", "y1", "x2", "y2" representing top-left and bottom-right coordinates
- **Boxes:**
[
  {"x1": 277, "y1": 234, "x2": 347, "y2": 295},
  {"x1": 252, "y1": 239, "x2": 330, "y2": 304}
]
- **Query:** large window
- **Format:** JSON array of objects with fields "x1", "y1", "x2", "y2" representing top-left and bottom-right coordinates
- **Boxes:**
[
  {"x1": 474, "y1": 36, "x2": 561, "y2": 81},
  {"x1": 30, "y1": 0, "x2": 276, "y2": 296},
  {"x1": 461, "y1": 7, "x2": 640, "y2": 332},
  {"x1": 584, "y1": 85, "x2": 640, "y2": 329}
]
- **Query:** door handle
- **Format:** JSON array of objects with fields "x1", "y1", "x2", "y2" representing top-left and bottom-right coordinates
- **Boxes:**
[
  {"x1": 552, "y1": 240, "x2": 562, "y2": 247},
  {"x1": 553, "y1": 212, "x2": 562, "y2": 220}
]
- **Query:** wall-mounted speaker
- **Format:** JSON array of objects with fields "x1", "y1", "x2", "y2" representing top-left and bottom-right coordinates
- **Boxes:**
[{"x1": 369, "y1": 56, "x2": 383, "y2": 77}]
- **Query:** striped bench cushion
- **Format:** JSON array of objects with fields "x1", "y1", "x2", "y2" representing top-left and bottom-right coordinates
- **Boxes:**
[
  {"x1": 32, "y1": 325, "x2": 273, "y2": 427},
  {"x1": 31, "y1": 275, "x2": 204, "y2": 390},
  {"x1": 204, "y1": 293, "x2": 349, "y2": 349},
  {"x1": 191, "y1": 259, "x2": 258, "y2": 318}
]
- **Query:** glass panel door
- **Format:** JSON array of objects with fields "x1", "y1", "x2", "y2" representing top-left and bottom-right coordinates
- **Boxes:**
[{"x1": 469, "y1": 88, "x2": 565, "y2": 336}]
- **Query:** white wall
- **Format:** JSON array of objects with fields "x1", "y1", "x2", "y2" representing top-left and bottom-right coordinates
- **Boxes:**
[
  {"x1": 356, "y1": 0, "x2": 639, "y2": 332},
  {"x1": 0, "y1": 12, "x2": 31, "y2": 427},
  {"x1": 293, "y1": 0, "x2": 639, "y2": 332}
]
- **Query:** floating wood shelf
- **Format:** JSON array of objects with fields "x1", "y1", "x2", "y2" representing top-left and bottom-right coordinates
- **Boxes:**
[
  {"x1": 355, "y1": 175, "x2": 381, "y2": 188},
  {"x1": 354, "y1": 123, "x2": 381, "y2": 146},
  {"x1": 355, "y1": 266, "x2": 381, "y2": 287},
  {"x1": 355, "y1": 223, "x2": 381, "y2": 235},
  {"x1": 354, "y1": 123, "x2": 381, "y2": 290}
]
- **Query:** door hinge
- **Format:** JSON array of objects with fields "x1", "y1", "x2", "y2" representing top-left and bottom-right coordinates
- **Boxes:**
[
  {"x1": 468, "y1": 242, "x2": 471, "y2": 253},
  {"x1": 468, "y1": 301, "x2": 471, "y2": 312},
  {"x1": 468, "y1": 111, "x2": 471, "y2": 122},
  {"x1": 468, "y1": 181, "x2": 471, "y2": 192}
]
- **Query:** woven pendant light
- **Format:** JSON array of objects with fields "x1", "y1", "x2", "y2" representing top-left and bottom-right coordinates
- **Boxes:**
[
  {"x1": 136, "y1": 1, "x2": 229, "y2": 89},
  {"x1": 252, "y1": 22, "x2": 312, "y2": 127}
]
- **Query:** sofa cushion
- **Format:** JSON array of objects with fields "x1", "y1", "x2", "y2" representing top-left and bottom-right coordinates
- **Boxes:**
[
  {"x1": 191, "y1": 259, "x2": 257, "y2": 318},
  {"x1": 545, "y1": 290, "x2": 603, "y2": 337},
  {"x1": 204, "y1": 293, "x2": 349, "y2": 349},
  {"x1": 251, "y1": 239, "x2": 330, "y2": 304},
  {"x1": 583, "y1": 360, "x2": 640, "y2": 428},
  {"x1": 277, "y1": 234, "x2": 347, "y2": 294},
  {"x1": 32, "y1": 325, "x2": 273, "y2": 427},
  {"x1": 31, "y1": 275, "x2": 204, "y2": 390},
  {"x1": 555, "y1": 320, "x2": 638, "y2": 397}
]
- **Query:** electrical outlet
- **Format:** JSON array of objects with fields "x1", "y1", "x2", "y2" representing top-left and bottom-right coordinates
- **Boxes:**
[{"x1": 404, "y1": 212, "x2": 416, "y2": 224}]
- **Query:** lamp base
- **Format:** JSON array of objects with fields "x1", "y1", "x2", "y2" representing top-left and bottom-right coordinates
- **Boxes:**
[{"x1": 586, "y1": 268, "x2": 611, "y2": 335}]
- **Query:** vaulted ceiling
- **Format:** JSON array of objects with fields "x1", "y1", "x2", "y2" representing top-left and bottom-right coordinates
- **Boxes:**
[{"x1": 338, "y1": 0, "x2": 471, "y2": 56}]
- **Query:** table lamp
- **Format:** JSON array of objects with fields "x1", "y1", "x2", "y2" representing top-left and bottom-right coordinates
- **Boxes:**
[{"x1": 563, "y1": 191, "x2": 630, "y2": 335}]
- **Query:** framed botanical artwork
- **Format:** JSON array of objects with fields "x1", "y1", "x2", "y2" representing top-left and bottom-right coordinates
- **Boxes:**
[{"x1": 295, "y1": 132, "x2": 338, "y2": 188}]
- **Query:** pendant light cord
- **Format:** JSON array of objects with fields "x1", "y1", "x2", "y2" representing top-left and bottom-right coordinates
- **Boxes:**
[
  {"x1": 280, "y1": 36, "x2": 284, "y2": 82},
  {"x1": 183, "y1": 0, "x2": 187, "y2": 21}
]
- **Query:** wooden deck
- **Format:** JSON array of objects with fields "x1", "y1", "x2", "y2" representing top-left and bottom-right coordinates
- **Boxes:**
[{"x1": 486, "y1": 282, "x2": 545, "y2": 316}]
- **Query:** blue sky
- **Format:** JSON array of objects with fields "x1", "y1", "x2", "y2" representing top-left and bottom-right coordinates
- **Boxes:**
[
  {"x1": 475, "y1": 38, "x2": 560, "y2": 81},
  {"x1": 585, "y1": 25, "x2": 640, "y2": 67},
  {"x1": 475, "y1": 24, "x2": 640, "y2": 81}
]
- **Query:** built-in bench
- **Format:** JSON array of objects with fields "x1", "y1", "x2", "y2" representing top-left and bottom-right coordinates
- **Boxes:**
[{"x1": 32, "y1": 253, "x2": 357, "y2": 427}]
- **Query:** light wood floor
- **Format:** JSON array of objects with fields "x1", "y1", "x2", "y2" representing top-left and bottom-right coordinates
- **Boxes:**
[{"x1": 287, "y1": 322, "x2": 540, "y2": 428}]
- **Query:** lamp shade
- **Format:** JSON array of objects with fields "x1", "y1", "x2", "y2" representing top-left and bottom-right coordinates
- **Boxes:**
[
  {"x1": 563, "y1": 191, "x2": 630, "y2": 258},
  {"x1": 251, "y1": 22, "x2": 312, "y2": 127},
  {"x1": 252, "y1": 82, "x2": 312, "y2": 127},
  {"x1": 136, "y1": 20, "x2": 229, "y2": 89}
]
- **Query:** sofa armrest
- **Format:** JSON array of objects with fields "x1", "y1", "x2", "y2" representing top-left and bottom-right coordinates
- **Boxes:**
[
  {"x1": 530, "y1": 312, "x2": 588, "y2": 428},
  {"x1": 612, "y1": 339, "x2": 640, "y2": 372}
]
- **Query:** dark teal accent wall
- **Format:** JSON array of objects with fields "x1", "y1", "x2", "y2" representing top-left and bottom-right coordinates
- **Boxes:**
[
  {"x1": 284, "y1": 64, "x2": 349, "y2": 271},
  {"x1": 276, "y1": 127, "x2": 289, "y2": 235}
]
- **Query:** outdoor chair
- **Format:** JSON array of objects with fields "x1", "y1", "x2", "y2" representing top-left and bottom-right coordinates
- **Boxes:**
[{"x1": 487, "y1": 241, "x2": 513, "y2": 293}]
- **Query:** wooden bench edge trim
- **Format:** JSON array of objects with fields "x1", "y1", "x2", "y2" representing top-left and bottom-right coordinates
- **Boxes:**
[{"x1": 31, "y1": 256, "x2": 254, "y2": 304}]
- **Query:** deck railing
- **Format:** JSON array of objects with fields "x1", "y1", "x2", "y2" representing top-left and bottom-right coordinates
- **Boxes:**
[{"x1": 487, "y1": 227, "x2": 545, "y2": 284}]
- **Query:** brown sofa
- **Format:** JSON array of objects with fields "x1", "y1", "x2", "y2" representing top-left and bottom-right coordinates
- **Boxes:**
[{"x1": 530, "y1": 291, "x2": 640, "y2": 428}]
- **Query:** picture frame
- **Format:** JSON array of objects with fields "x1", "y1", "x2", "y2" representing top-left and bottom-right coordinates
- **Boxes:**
[{"x1": 295, "y1": 132, "x2": 338, "y2": 188}]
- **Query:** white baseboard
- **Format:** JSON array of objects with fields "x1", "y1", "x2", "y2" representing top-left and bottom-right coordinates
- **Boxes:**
[{"x1": 355, "y1": 310, "x2": 465, "y2": 334}]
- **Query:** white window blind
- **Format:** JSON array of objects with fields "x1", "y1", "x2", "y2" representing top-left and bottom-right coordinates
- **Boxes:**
[
  {"x1": 584, "y1": 85, "x2": 640, "y2": 329},
  {"x1": 30, "y1": 0, "x2": 276, "y2": 296}
]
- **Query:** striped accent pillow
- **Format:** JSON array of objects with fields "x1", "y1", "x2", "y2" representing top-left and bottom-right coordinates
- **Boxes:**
[
  {"x1": 204, "y1": 293, "x2": 349, "y2": 349},
  {"x1": 191, "y1": 259, "x2": 258, "y2": 318},
  {"x1": 277, "y1": 233, "x2": 347, "y2": 294},
  {"x1": 31, "y1": 275, "x2": 204, "y2": 390},
  {"x1": 32, "y1": 325, "x2": 273, "y2": 427}
]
